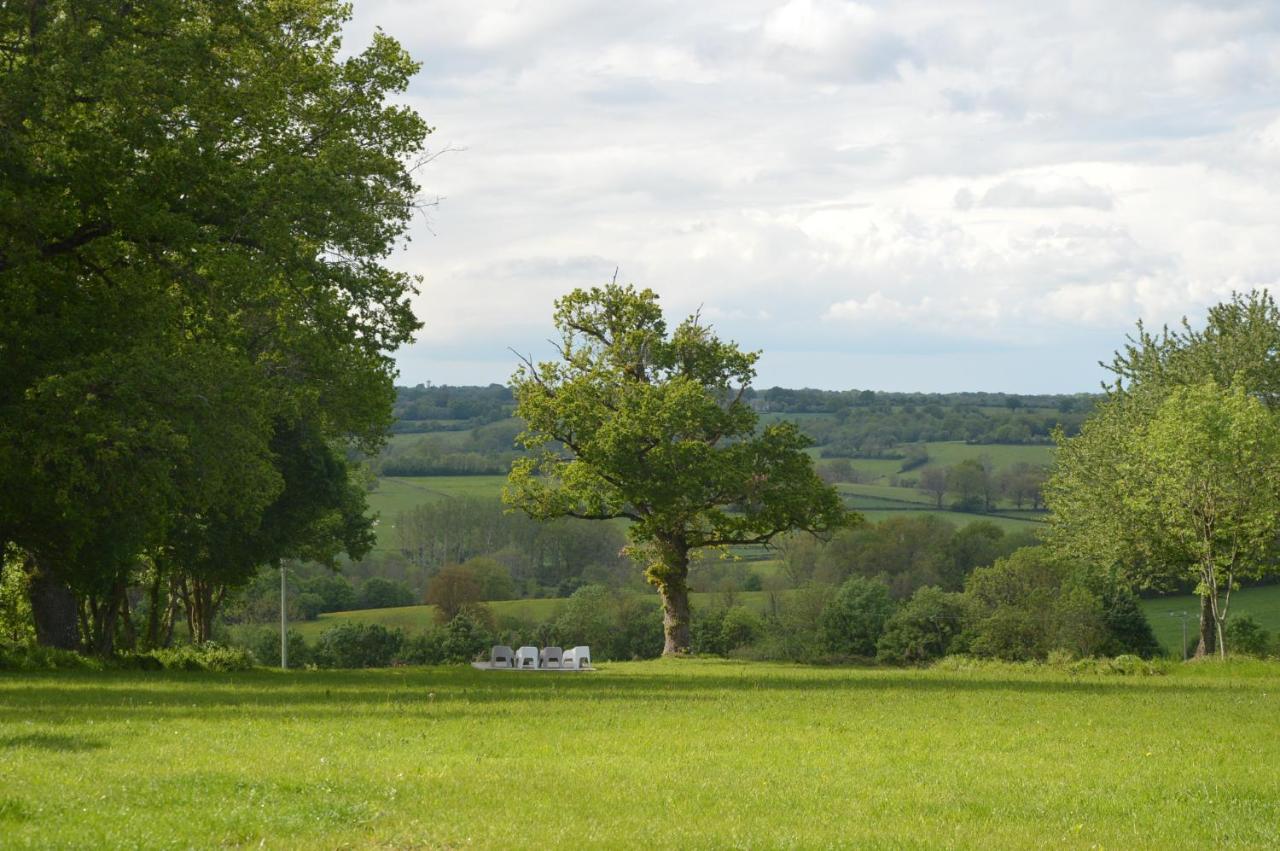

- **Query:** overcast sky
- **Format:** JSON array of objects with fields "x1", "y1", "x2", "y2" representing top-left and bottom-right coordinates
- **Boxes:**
[{"x1": 345, "y1": 0, "x2": 1280, "y2": 393}]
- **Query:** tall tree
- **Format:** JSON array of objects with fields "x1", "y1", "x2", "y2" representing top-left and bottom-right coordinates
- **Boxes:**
[
  {"x1": 506, "y1": 285, "x2": 853, "y2": 654},
  {"x1": 1047, "y1": 291, "x2": 1280, "y2": 656},
  {"x1": 0, "y1": 1, "x2": 429, "y2": 650}
]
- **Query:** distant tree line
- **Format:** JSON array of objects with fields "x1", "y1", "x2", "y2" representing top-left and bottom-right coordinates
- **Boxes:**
[{"x1": 391, "y1": 384, "x2": 515, "y2": 431}]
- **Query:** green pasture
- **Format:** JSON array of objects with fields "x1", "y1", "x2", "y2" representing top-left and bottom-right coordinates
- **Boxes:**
[
  {"x1": 366, "y1": 476, "x2": 508, "y2": 548},
  {"x1": 3, "y1": 659, "x2": 1279, "y2": 848},
  {"x1": 920, "y1": 441, "x2": 1054, "y2": 469},
  {"x1": 292, "y1": 591, "x2": 787, "y2": 641}
]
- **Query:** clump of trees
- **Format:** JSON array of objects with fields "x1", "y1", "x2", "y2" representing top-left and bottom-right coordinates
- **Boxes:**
[
  {"x1": 1046, "y1": 291, "x2": 1280, "y2": 657},
  {"x1": 690, "y1": 546, "x2": 1159, "y2": 665},
  {"x1": 0, "y1": 1, "x2": 430, "y2": 655}
]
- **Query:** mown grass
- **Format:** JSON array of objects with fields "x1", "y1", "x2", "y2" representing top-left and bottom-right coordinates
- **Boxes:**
[{"x1": 2, "y1": 659, "x2": 1278, "y2": 848}]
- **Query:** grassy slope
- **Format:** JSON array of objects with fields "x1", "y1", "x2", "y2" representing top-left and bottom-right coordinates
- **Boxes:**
[
  {"x1": 292, "y1": 591, "x2": 785, "y2": 641},
  {"x1": 3, "y1": 660, "x2": 1279, "y2": 847}
]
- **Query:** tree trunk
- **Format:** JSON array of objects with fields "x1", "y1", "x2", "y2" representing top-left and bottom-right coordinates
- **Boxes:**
[
  {"x1": 1193, "y1": 594, "x2": 1216, "y2": 658},
  {"x1": 649, "y1": 538, "x2": 692, "y2": 655},
  {"x1": 657, "y1": 579, "x2": 691, "y2": 655},
  {"x1": 26, "y1": 560, "x2": 79, "y2": 650}
]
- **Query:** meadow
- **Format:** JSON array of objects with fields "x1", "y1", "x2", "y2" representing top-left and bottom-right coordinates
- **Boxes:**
[{"x1": 2, "y1": 659, "x2": 1278, "y2": 848}]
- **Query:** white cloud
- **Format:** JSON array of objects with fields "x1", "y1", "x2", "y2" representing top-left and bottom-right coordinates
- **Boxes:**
[{"x1": 345, "y1": 0, "x2": 1280, "y2": 391}]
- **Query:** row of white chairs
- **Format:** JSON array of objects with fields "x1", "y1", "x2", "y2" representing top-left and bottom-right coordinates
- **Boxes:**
[{"x1": 490, "y1": 645, "x2": 591, "y2": 669}]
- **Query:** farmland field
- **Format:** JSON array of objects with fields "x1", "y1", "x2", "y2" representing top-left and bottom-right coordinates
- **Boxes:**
[{"x1": 3, "y1": 659, "x2": 1278, "y2": 848}]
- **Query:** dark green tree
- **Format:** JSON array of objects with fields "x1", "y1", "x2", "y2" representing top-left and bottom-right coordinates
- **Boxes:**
[{"x1": 0, "y1": 1, "x2": 429, "y2": 650}]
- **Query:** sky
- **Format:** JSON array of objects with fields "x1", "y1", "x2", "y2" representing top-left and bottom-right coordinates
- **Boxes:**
[{"x1": 343, "y1": 0, "x2": 1280, "y2": 393}]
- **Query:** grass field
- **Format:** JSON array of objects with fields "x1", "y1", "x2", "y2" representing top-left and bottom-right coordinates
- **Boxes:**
[
  {"x1": 365, "y1": 476, "x2": 508, "y2": 549},
  {"x1": 292, "y1": 591, "x2": 786, "y2": 640},
  {"x1": 3, "y1": 659, "x2": 1279, "y2": 847}
]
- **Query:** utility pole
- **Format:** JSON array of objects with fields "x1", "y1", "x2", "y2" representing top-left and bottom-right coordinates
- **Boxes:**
[{"x1": 280, "y1": 561, "x2": 288, "y2": 670}]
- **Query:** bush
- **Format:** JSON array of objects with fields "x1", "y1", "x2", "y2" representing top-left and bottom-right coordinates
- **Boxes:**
[
  {"x1": 1225, "y1": 614, "x2": 1271, "y2": 657},
  {"x1": 143, "y1": 643, "x2": 257, "y2": 672},
  {"x1": 398, "y1": 629, "x2": 447, "y2": 665},
  {"x1": 235, "y1": 626, "x2": 312, "y2": 668},
  {"x1": 609, "y1": 595, "x2": 663, "y2": 660},
  {"x1": 314, "y1": 623, "x2": 404, "y2": 668},
  {"x1": 296, "y1": 592, "x2": 325, "y2": 621},
  {"x1": 358, "y1": 577, "x2": 416, "y2": 610},
  {"x1": 876, "y1": 587, "x2": 969, "y2": 665},
  {"x1": 440, "y1": 610, "x2": 492, "y2": 663},
  {"x1": 721, "y1": 606, "x2": 763, "y2": 652},
  {"x1": 691, "y1": 607, "x2": 728, "y2": 656},
  {"x1": 820, "y1": 577, "x2": 895, "y2": 657},
  {"x1": 0, "y1": 642, "x2": 103, "y2": 671}
]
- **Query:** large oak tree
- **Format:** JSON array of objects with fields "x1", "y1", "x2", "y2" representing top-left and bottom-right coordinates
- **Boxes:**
[{"x1": 505, "y1": 285, "x2": 853, "y2": 654}]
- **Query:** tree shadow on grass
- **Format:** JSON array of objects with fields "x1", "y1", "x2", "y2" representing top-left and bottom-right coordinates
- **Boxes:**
[
  {"x1": 0, "y1": 732, "x2": 107, "y2": 752},
  {"x1": 0, "y1": 667, "x2": 1226, "y2": 724}
]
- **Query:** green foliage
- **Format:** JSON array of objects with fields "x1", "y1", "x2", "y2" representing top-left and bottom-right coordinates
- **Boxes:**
[
  {"x1": 1049, "y1": 293, "x2": 1280, "y2": 657},
  {"x1": 720, "y1": 606, "x2": 764, "y2": 651},
  {"x1": 876, "y1": 587, "x2": 970, "y2": 665},
  {"x1": 0, "y1": 643, "x2": 104, "y2": 672},
  {"x1": 963, "y1": 548, "x2": 1160, "y2": 662},
  {"x1": 819, "y1": 577, "x2": 895, "y2": 657},
  {"x1": 0, "y1": 0, "x2": 429, "y2": 651},
  {"x1": 439, "y1": 610, "x2": 493, "y2": 664},
  {"x1": 140, "y1": 643, "x2": 256, "y2": 672},
  {"x1": 314, "y1": 623, "x2": 405, "y2": 669},
  {"x1": 506, "y1": 284, "x2": 852, "y2": 652},
  {"x1": 358, "y1": 577, "x2": 416, "y2": 610},
  {"x1": 1224, "y1": 615, "x2": 1271, "y2": 658},
  {"x1": 0, "y1": 555, "x2": 34, "y2": 643}
]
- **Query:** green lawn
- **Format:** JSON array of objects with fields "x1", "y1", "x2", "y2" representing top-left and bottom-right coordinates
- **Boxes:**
[{"x1": 3, "y1": 659, "x2": 1278, "y2": 847}]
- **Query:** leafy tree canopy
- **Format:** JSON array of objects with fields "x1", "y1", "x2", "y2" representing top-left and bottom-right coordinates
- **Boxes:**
[{"x1": 506, "y1": 284, "x2": 853, "y2": 653}]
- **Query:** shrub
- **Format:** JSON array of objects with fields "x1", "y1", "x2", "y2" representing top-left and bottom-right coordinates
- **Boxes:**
[
  {"x1": 691, "y1": 607, "x2": 728, "y2": 656},
  {"x1": 296, "y1": 592, "x2": 326, "y2": 621},
  {"x1": 398, "y1": 629, "x2": 447, "y2": 665},
  {"x1": 1225, "y1": 614, "x2": 1271, "y2": 657},
  {"x1": 440, "y1": 610, "x2": 492, "y2": 663},
  {"x1": 144, "y1": 643, "x2": 257, "y2": 672},
  {"x1": 314, "y1": 623, "x2": 404, "y2": 668},
  {"x1": 721, "y1": 606, "x2": 763, "y2": 652},
  {"x1": 819, "y1": 577, "x2": 895, "y2": 657},
  {"x1": 0, "y1": 642, "x2": 102, "y2": 671},
  {"x1": 554, "y1": 585, "x2": 616, "y2": 652},
  {"x1": 236, "y1": 626, "x2": 311, "y2": 668},
  {"x1": 876, "y1": 587, "x2": 970, "y2": 665},
  {"x1": 359, "y1": 577, "x2": 416, "y2": 610},
  {"x1": 609, "y1": 595, "x2": 663, "y2": 660}
]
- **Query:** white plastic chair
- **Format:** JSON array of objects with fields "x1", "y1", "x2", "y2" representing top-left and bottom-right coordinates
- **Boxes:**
[
  {"x1": 516, "y1": 645, "x2": 539, "y2": 669},
  {"x1": 563, "y1": 645, "x2": 591, "y2": 669},
  {"x1": 490, "y1": 645, "x2": 514, "y2": 668},
  {"x1": 539, "y1": 646, "x2": 563, "y2": 668}
]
